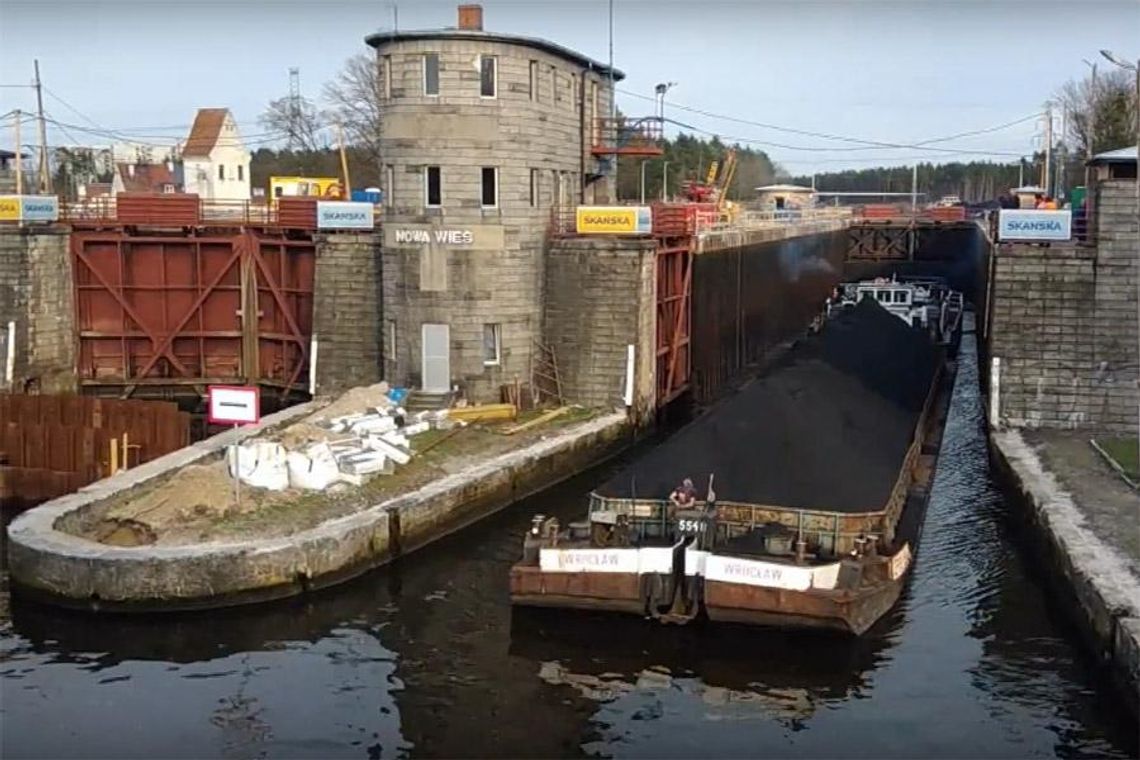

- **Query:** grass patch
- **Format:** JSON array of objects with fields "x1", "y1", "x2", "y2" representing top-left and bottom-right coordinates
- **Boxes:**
[{"x1": 1096, "y1": 437, "x2": 1138, "y2": 482}]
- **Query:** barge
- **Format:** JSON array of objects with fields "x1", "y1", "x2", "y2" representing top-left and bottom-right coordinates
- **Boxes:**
[{"x1": 509, "y1": 293, "x2": 961, "y2": 635}]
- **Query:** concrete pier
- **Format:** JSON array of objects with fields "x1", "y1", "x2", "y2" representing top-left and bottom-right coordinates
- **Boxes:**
[{"x1": 6, "y1": 406, "x2": 631, "y2": 611}]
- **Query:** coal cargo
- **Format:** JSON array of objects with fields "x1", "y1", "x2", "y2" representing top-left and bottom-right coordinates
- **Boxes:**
[{"x1": 597, "y1": 299, "x2": 939, "y2": 513}]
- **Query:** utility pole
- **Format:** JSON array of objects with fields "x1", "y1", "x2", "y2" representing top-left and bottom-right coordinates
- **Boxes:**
[
  {"x1": 1018, "y1": 159, "x2": 1024, "y2": 189},
  {"x1": 639, "y1": 159, "x2": 647, "y2": 204},
  {"x1": 908, "y1": 163, "x2": 918, "y2": 259},
  {"x1": 661, "y1": 160, "x2": 670, "y2": 202},
  {"x1": 1085, "y1": 61, "x2": 1098, "y2": 158},
  {"x1": 1043, "y1": 102, "x2": 1053, "y2": 196},
  {"x1": 336, "y1": 122, "x2": 351, "y2": 197},
  {"x1": 33, "y1": 60, "x2": 51, "y2": 194},
  {"x1": 910, "y1": 163, "x2": 918, "y2": 213},
  {"x1": 13, "y1": 110, "x2": 23, "y2": 194},
  {"x1": 608, "y1": 0, "x2": 615, "y2": 124},
  {"x1": 1058, "y1": 106, "x2": 1067, "y2": 200},
  {"x1": 1084, "y1": 60, "x2": 1098, "y2": 232}
]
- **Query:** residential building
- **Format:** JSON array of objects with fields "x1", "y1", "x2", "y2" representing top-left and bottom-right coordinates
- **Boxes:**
[
  {"x1": 180, "y1": 108, "x2": 251, "y2": 201},
  {"x1": 111, "y1": 162, "x2": 181, "y2": 194},
  {"x1": 367, "y1": 3, "x2": 621, "y2": 401}
]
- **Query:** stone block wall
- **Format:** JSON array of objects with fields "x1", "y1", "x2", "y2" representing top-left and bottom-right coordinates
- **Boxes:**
[
  {"x1": 311, "y1": 232, "x2": 384, "y2": 395},
  {"x1": 371, "y1": 32, "x2": 618, "y2": 402},
  {"x1": 544, "y1": 237, "x2": 656, "y2": 420},
  {"x1": 0, "y1": 225, "x2": 76, "y2": 393},
  {"x1": 989, "y1": 180, "x2": 1137, "y2": 433}
]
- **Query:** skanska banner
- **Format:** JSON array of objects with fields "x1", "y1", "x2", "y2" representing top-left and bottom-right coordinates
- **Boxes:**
[
  {"x1": 316, "y1": 201, "x2": 374, "y2": 230},
  {"x1": 997, "y1": 210, "x2": 1072, "y2": 242}
]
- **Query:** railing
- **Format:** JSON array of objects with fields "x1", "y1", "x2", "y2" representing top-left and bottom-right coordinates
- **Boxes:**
[
  {"x1": 696, "y1": 206, "x2": 853, "y2": 235},
  {"x1": 983, "y1": 208, "x2": 1097, "y2": 247},
  {"x1": 549, "y1": 204, "x2": 854, "y2": 239},
  {"x1": 591, "y1": 116, "x2": 665, "y2": 156},
  {"x1": 585, "y1": 494, "x2": 891, "y2": 558},
  {"x1": 56, "y1": 193, "x2": 382, "y2": 231},
  {"x1": 850, "y1": 204, "x2": 977, "y2": 224}
]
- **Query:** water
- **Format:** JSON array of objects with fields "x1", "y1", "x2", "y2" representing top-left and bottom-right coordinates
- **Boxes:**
[{"x1": 1, "y1": 330, "x2": 1137, "y2": 759}]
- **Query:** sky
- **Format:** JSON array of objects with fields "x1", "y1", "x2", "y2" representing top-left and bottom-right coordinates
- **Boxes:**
[{"x1": 1, "y1": 0, "x2": 1137, "y2": 174}]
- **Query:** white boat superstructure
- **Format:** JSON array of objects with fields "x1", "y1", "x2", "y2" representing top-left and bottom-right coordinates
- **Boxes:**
[{"x1": 827, "y1": 276, "x2": 963, "y2": 345}]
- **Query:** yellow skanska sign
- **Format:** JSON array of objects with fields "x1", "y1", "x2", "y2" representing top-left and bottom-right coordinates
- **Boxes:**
[
  {"x1": 0, "y1": 196, "x2": 21, "y2": 222},
  {"x1": 575, "y1": 205, "x2": 652, "y2": 235}
]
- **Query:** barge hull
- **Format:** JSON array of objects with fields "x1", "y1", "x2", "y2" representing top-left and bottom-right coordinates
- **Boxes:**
[
  {"x1": 703, "y1": 576, "x2": 903, "y2": 635},
  {"x1": 509, "y1": 567, "x2": 643, "y2": 615}
]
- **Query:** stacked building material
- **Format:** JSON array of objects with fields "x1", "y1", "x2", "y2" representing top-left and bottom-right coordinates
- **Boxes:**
[{"x1": 231, "y1": 398, "x2": 456, "y2": 492}]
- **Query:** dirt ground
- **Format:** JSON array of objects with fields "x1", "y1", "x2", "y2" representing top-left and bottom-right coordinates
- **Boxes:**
[{"x1": 83, "y1": 406, "x2": 597, "y2": 546}]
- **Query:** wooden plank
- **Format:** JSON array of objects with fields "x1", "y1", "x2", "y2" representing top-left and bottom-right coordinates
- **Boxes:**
[
  {"x1": 448, "y1": 404, "x2": 518, "y2": 422},
  {"x1": 500, "y1": 406, "x2": 571, "y2": 435}
]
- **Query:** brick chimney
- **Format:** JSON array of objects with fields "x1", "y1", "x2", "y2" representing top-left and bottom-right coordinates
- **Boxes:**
[{"x1": 458, "y1": 4, "x2": 483, "y2": 31}]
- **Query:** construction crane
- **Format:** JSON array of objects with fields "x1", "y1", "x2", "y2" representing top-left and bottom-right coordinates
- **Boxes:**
[{"x1": 681, "y1": 149, "x2": 738, "y2": 215}]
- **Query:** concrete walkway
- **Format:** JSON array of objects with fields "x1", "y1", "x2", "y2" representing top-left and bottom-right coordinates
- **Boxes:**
[
  {"x1": 1025, "y1": 431, "x2": 1140, "y2": 579},
  {"x1": 991, "y1": 430, "x2": 1140, "y2": 718}
]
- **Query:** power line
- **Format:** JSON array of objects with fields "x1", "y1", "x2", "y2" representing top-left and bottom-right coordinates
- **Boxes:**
[
  {"x1": 620, "y1": 87, "x2": 1040, "y2": 153},
  {"x1": 43, "y1": 85, "x2": 112, "y2": 133},
  {"x1": 778, "y1": 153, "x2": 1025, "y2": 165},
  {"x1": 662, "y1": 116, "x2": 1028, "y2": 158},
  {"x1": 39, "y1": 115, "x2": 290, "y2": 147},
  {"x1": 42, "y1": 110, "x2": 85, "y2": 146}
]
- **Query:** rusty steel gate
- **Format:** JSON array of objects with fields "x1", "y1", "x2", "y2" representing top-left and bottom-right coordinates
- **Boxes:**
[
  {"x1": 653, "y1": 205, "x2": 695, "y2": 406},
  {"x1": 72, "y1": 228, "x2": 315, "y2": 402}
]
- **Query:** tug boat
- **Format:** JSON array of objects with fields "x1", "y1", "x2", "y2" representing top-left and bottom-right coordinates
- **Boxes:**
[{"x1": 509, "y1": 293, "x2": 962, "y2": 635}]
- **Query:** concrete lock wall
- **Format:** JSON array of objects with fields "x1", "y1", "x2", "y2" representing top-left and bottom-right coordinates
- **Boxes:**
[
  {"x1": 312, "y1": 232, "x2": 384, "y2": 395},
  {"x1": 0, "y1": 225, "x2": 76, "y2": 394},
  {"x1": 543, "y1": 237, "x2": 657, "y2": 417},
  {"x1": 373, "y1": 34, "x2": 616, "y2": 402},
  {"x1": 693, "y1": 228, "x2": 846, "y2": 403},
  {"x1": 989, "y1": 181, "x2": 1138, "y2": 433}
]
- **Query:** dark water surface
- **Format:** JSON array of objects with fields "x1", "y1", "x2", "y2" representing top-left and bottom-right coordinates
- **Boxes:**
[{"x1": 2, "y1": 330, "x2": 1137, "y2": 759}]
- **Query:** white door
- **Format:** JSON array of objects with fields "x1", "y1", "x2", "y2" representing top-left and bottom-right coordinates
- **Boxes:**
[{"x1": 421, "y1": 323, "x2": 450, "y2": 393}]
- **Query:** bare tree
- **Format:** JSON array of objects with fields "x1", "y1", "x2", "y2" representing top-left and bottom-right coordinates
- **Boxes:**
[
  {"x1": 323, "y1": 53, "x2": 383, "y2": 171},
  {"x1": 259, "y1": 94, "x2": 323, "y2": 152},
  {"x1": 1058, "y1": 67, "x2": 1137, "y2": 158}
]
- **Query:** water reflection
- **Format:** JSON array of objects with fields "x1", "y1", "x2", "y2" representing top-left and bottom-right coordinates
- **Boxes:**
[{"x1": 1, "y1": 328, "x2": 1136, "y2": 759}]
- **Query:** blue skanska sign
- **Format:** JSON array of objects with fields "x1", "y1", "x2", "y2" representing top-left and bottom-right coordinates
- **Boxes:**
[
  {"x1": 998, "y1": 210, "x2": 1071, "y2": 242},
  {"x1": 316, "y1": 201, "x2": 374, "y2": 230}
]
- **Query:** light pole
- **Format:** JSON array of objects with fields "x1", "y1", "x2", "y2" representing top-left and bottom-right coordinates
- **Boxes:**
[
  {"x1": 654, "y1": 81, "x2": 677, "y2": 126},
  {"x1": 1082, "y1": 58, "x2": 1098, "y2": 230},
  {"x1": 639, "y1": 159, "x2": 648, "y2": 204},
  {"x1": 661, "y1": 160, "x2": 671, "y2": 202},
  {"x1": 1099, "y1": 49, "x2": 1140, "y2": 471}
]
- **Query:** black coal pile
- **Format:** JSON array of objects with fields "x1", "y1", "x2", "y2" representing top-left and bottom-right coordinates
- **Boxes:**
[{"x1": 597, "y1": 299, "x2": 938, "y2": 513}]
